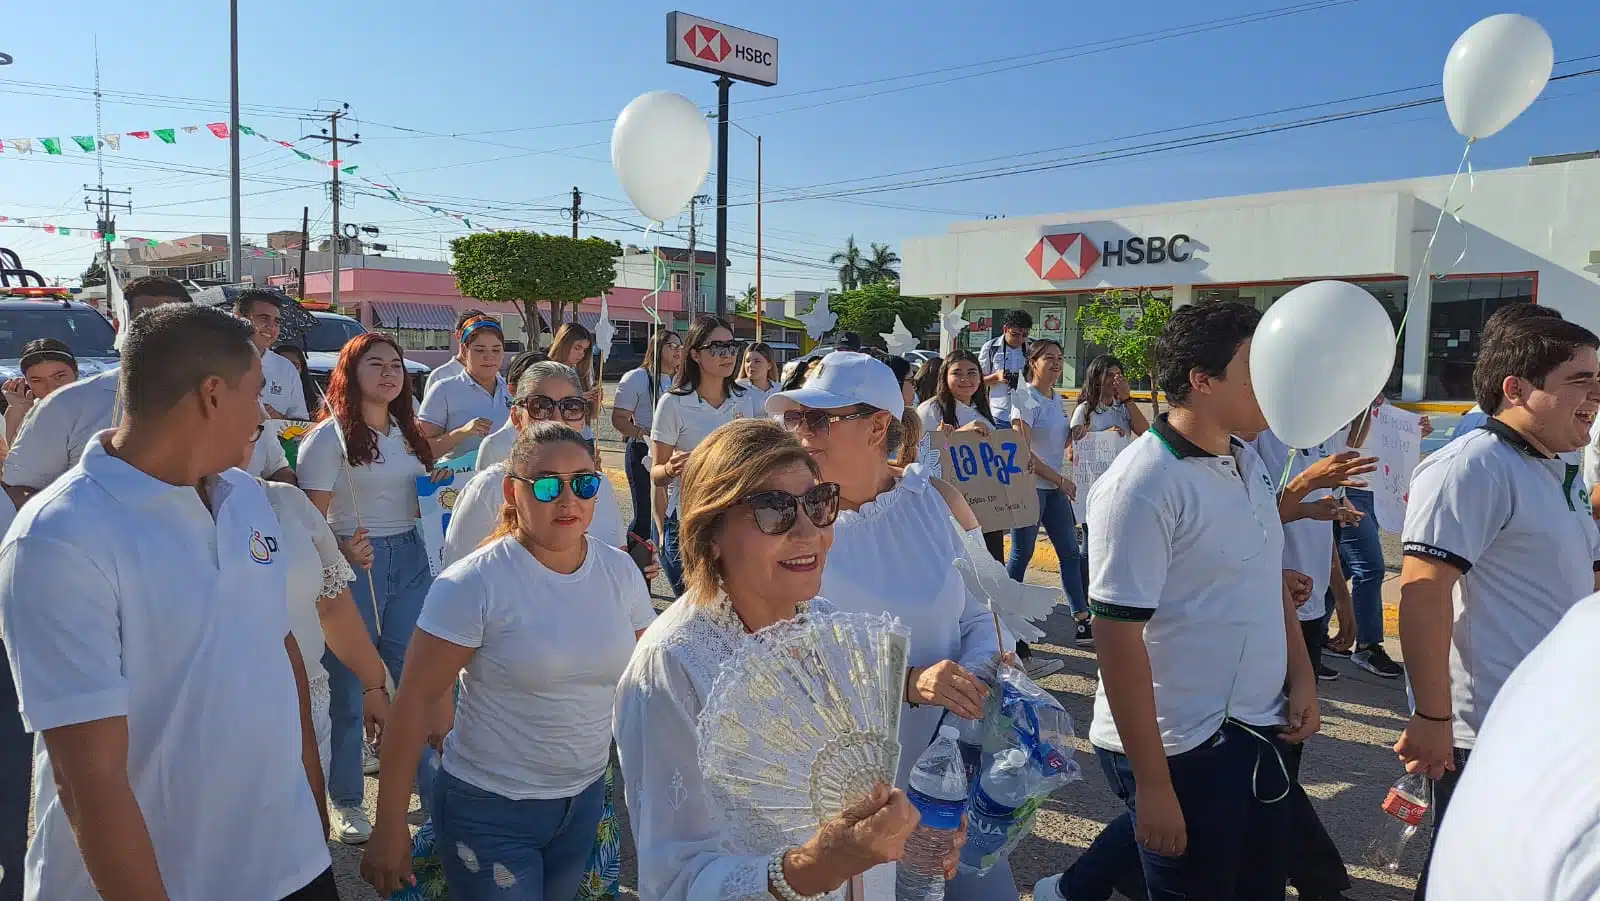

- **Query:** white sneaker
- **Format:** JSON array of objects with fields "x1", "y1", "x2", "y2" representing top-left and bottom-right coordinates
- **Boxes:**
[
  {"x1": 330, "y1": 804, "x2": 372, "y2": 844},
  {"x1": 363, "y1": 742, "x2": 380, "y2": 775},
  {"x1": 1033, "y1": 874, "x2": 1068, "y2": 901}
]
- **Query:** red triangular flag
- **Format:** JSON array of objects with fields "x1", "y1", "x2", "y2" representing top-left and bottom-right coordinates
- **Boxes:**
[
  {"x1": 206, "y1": 123, "x2": 230, "y2": 139},
  {"x1": 277, "y1": 140, "x2": 293, "y2": 148},
  {"x1": 43, "y1": 225, "x2": 55, "y2": 234},
  {"x1": 128, "y1": 131, "x2": 151, "y2": 140}
]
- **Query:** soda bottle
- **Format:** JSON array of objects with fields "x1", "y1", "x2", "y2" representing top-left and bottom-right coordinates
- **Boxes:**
[
  {"x1": 897, "y1": 725, "x2": 970, "y2": 901},
  {"x1": 1364, "y1": 772, "x2": 1430, "y2": 872}
]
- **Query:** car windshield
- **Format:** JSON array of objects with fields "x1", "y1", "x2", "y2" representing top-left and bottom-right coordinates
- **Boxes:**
[
  {"x1": 0, "y1": 307, "x2": 117, "y2": 358},
  {"x1": 303, "y1": 316, "x2": 366, "y2": 353}
]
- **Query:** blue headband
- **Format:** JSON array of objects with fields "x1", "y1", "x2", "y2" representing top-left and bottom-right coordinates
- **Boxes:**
[{"x1": 461, "y1": 319, "x2": 503, "y2": 343}]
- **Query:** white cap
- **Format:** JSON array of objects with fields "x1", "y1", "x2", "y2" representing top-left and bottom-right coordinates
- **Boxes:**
[{"x1": 766, "y1": 351, "x2": 904, "y2": 416}]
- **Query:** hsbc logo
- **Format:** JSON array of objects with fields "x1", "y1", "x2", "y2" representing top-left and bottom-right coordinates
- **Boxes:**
[
  {"x1": 668, "y1": 13, "x2": 779, "y2": 86},
  {"x1": 1027, "y1": 231, "x2": 1193, "y2": 281},
  {"x1": 684, "y1": 24, "x2": 732, "y2": 62}
]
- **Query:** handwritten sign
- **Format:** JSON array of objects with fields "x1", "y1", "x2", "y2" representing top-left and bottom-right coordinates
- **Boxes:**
[
  {"x1": 1369, "y1": 404, "x2": 1422, "y2": 534},
  {"x1": 416, "y1": 474, "x2": 460, "y2": 576},
  {"x1": 929, "y1": 429, "x2": 1039, "y2": 532},
  {"x1": 1070, "y1": 430, "x2": 1130, "y2": 521}
]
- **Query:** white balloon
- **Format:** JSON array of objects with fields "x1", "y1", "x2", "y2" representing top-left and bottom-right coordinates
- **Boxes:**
[
  {"x1": 1443, "y1": 14, "x2": 1553, "y2": 140},
  {"x1": 1250, "y1": 281, "x2": 1396, "y2": 449},
  {"x1": 611, "y1": 92, "x2": 712, "y2": 222}
]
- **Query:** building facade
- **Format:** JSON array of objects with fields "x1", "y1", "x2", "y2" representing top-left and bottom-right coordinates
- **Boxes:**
[{"x1": 902, "y1": 157, "x2": 1600, "y2": 404}]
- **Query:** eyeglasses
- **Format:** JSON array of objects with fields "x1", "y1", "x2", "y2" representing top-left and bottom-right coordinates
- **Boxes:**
[
  {"x1": 740, "y1": 482, "x2": 841, "y2": 536},
  {"x1": 520, "y1": 395, "x2": 589, "y2": 421},
  {"x1": 780, "y1": 408, "x2": 877, "y2": 435},
  {"x1": 507, "y1": 472, "x2": 603, "y2": 503},
  {"x1": 694, "y1": 340, "x2": 743, "y2": 358}
]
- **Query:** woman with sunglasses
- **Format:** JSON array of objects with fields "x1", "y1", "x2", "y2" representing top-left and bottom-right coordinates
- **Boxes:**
[
  {"x1": 770, "y1": 351, "x2": 1021, "y2": 901},
  {"x1": 651, "y1": 314, "x2": 756, "y2": 596},
  {"x1": 297, "y1": 333, "x2": 446, "y2": 845},
  {"x1": 613, "y1": 328, "x2": 683, "y2": 544},
  {"x1": 363, "y1": 422, "x2": 654, "y2": 901},
  {"x1": 417, "y1": 318, "x2": 512, "y2": 464},
  {"x1": 616, "y1": 417, "x2": 921, "y2": 901}
]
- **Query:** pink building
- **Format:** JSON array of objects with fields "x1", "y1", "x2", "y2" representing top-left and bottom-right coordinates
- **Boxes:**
[{"x1": 268, "y1": 268, "x2": 688, "y2": 368}]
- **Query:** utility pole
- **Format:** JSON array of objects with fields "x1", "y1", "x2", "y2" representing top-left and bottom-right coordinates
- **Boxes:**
[
  {"x1": 228, "y1": 0, "x2": 242, "y2": 284},
  {"x1": 83, "y1": 184, "x2": 131, "y2": 296},
  {"x1": 713, "y1": 76, "x2": 731, "y2": 319},
  {"x1": 686, "y1": 193, "x2": 710, "y2": 315},
  {"x1": 568, "y1": 186, "x2": 582, "y2": 239},
  {"x1": 304, "y1": 105, "x2": 359, "y2": 312},
  {"x1": 296, "y1": 205, "x2": 309, "y2": 299}
]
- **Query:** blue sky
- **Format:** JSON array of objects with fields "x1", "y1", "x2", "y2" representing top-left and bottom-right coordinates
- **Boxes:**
[{"x1": 2, "y1": 0, "x2": 1598, "y2": 295}]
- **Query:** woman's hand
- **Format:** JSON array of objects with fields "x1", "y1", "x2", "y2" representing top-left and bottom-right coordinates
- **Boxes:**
[
  {"x1": 1418, "y1": 414, "x2": 1433, "y2": 439},
  {"x1": 360, "y1": 818, "x2": 416, "y2": 897},
  {"x1": 907, "y1": 660, "x2": 989, "y2": 720},
  {"x1": 363, "y1": 687, "x2": 390, "y2": 747},
  {"x1": 1110, "y1": 426, "x2": 1128, "y2": 437},
  {"x1": 943, "y1": 814, "x2": 968, "y2": 879},
  {"x1": 1058, "y1": 478, "x2": 1078, "y2": 503},
  {"x1": 429, "y1": 467, "x2": 453, "y2": 483},
  {"x1": 453, "y1": 417, "x2": 493, "y2": 440},
  {"x1": 957, "y1": 419, "x2": 991, "y2": 437},
  {"x1": 426, "y1": 696, "x2": 454, "y2": 756},
  {"x1": 1295, "y1": 451, "x2": 1378, "y2": 492},
  {"x1": 584, "y1": 385, "x2": 602, "y2": 408},
  {"x1": 786, "y1": 784, "x2": 918, "y2": 894},
  {"x1": 340, "y1": 528, "x2": 374, "y2": 570},
  {"x1": 665, "y1": 450, "x2": 690, "y2": 479},
  {"x1": 2, "y1": 379, "x2": 31, "y2": 413}
]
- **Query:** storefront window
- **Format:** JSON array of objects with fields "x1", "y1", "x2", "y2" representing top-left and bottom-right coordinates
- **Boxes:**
[{"x1": 1425, "y1": 275, "x2": 1534, "y2": 401}]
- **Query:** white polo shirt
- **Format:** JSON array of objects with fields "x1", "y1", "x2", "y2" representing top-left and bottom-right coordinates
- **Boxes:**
[
  {"x1": 2, "y1": 369, "x2": 121, "y2": 491},
  {"x1": 1402, "y1": 418, "x2": 1600, "y2": 749},
  {"x1": 650, "y1": 387, "x2": 756, "y2": 516},
  {"x1": 419, "y1": 370, "x2": 512, "y2": 462},
  {"x1": 297, "y1": 418, "x2": 427, "y2": 537},
  {"x1": 1087, "y1": 415, "x2": 1289, "y2": 756},
  {"x1": 424, "y1": 356, "x2": 465, "y2": 394},
  {"x1": 442, "y1": 461, "x2": 627, "y2": 568},
  {"x1": 1252, "y1": 429, "x2": 1337, "y2": 622},
  {"x1": 0, "y1": 438, "x2": 329, "y2": 900},
  {"x1": 915, "y1": 398, "x2": 991, "y2": 436},
  {"x1": 260, "y1": 350, "x2": 308, "y2": 420},
  {"x1": 1427, "y1": 590, "x2": 1600, "y2": 900}
]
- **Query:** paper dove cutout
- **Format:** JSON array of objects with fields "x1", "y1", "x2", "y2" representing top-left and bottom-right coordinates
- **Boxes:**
[
  {"x1": 880, "y1": 315, "x2": 918, "y2": 358},
  {"x1": 954, "y1": 529, "x2": 1061, "y2": 644},
  {"x1": 594, "y1": 294, "x2": 617, "y2": 363},
  {"x1": 1009, "y1": 380, "x2": 1043, "y2": 423},
  {"x1": 939, "y1": 300, "x2": 968, "y2": 355},
  {"x1": 797, "y1": 291, "x2": 837, "y2": 341}
]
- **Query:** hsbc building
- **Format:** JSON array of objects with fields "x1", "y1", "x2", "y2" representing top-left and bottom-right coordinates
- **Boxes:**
[{"x1": 901, "y1": 157, "x2": 1600, "y2": 405}]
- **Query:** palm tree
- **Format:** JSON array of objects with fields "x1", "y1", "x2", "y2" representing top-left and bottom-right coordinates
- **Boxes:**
[
  {"x1": 861, "y1": 243, "x2": 900, "y2": 285},
  {"x1": 829, "y1": 236, "x2": 865, "y2": 291},
  {"x1": 737, "y1": 284, "x2": 758, "y2": 315}
]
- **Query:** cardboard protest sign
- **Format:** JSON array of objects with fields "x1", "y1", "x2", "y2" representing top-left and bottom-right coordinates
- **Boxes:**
[
  {"x1": 416, "y1": 473, "x2": 460, "y2": 576},
  {"x1": 1369, "y1": 404, "x2": 1422, "y2": 534},
  {"x1": 1070, "y1": 430, "x2": 1130, "y2": 521},
  {"x1": 929, "y1": 428, "x2": 1039, "y2": 532}
]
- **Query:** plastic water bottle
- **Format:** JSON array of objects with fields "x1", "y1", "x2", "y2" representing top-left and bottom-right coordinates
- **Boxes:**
[
  {"x1": 897, "y1": 725, "x2": 970, "y2": 901},
  {"x1": 1364, "y1": 772, "x2": 1430, "y2": 872},
  {"x1": 954, "y1": 716, "x2": 986, "y2": 785},
  {"x1": 960, "y1": 748, "x2": 1032, "y2": 871}
]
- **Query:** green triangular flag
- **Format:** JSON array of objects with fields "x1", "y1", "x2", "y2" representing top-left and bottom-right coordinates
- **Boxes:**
[
  {"x1": 293, "y1": 149, "x2": 313, "y2": 161},
  {"x1": 154, "y1": 129, "x2": 176, "y2": 144},
  {"x1": 71, "y1": 136, "x2": 96, "y2": 152},
  {"x1": 385, "y1": 189, "x2": 400, "y2": 200},
  {"x1": 341, "y1": 165, "x2": 358, "y2": 174},
  {"x1": 104, "y1": 233, "x2": 116, "y2": 242},
  {"x1": 145, "y1": 238, "x2": 159, "y2": 246},
  {"x1": 41, "y1": 138, "x2": 62, "y2": 155},
  {"x1": 463, "y1": 218, "x2": 473, "y2": 228},
  {"x1": 428, "y1": 206, "x2": 442, "y2": 214},
  {"x1": 238, "y1": 124, "x2": 255, "y2": 136},
  {"x1": 59, "y1": 227, "x2": 71, "y2": 236}
]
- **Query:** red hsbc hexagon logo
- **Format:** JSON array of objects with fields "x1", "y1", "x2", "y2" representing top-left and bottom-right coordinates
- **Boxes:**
[
  {"x1": 1026, "y1": 233, "x2": 1100, "y2": 281},
  {"x1": 684, "y1": 25, "x2": 732, "y2": 63}
]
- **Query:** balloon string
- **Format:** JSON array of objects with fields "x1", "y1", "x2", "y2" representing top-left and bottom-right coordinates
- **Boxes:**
[
  {"x1": 640, "y1": 221, "x2": 663, "y2": 329},
  {"x1": 1397, "y1": 139, "x2": 1475, "y2": 352}
]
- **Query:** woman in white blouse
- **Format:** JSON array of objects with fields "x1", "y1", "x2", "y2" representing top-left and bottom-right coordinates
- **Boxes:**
[
  {"x1": 737, "y1": 341, "x2": 779, "y2": 414},
  {"x1": 417, "y1": 318, "x2": 511, "y2": 464},
  {"x1": 616, "y1": 417, "x2": 919, "y2": 901},
  {"x1": 770, "y1": 351, "x2": 1021, "y2": 901},
  {"x1": 363, "y1": 422, "x2": 654, "y2": 900},
  {"x1": 651, "y1": 314, "x2": 754, "y2": 596},
  {"x1": 296, "y1": 332, "x2": 444, "y2": 845}
]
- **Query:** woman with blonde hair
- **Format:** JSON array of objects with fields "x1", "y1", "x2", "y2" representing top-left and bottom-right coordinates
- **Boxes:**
[
  {"x1": 363, "y1": 422, "x2": 653, "y2": 900},
  {"x1": 737, "y1": 341, "x2": 779, "y2": 413},
  {"x1": 549, "y1": 322, "x2": 603, "y2": 441},
  {"x1": 615, "y1": 417, "x2": 921, "y2": 901}
]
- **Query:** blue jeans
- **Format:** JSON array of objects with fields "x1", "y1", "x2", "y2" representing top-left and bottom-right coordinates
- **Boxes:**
[
  {"x1": 661, "y1": 513, "x2": 686, "y2": 597},
  {"x1": 1335, "y1": 489, "x2": 1386, "y2": 647},
  {"x1": 432, "y1": 769, "x2": 607, "y2": 901},
  {"x1": 326, "y1": 529, "x2": 438, "y2": 809},
  {"x1": 624, "y1": 440, "x2": 653, "y2": 543},
  {"x1": 1007, "y1": 488, "x2": 1087, "y2": 617},
  {"x1": 1096, "y1": 721, "x2": 1292, "y2": 900}
]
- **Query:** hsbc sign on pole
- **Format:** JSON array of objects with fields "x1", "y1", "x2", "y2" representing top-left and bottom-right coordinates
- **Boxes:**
[{"x1": 667, "y1": 12, "x2": 779, "y2": 86}]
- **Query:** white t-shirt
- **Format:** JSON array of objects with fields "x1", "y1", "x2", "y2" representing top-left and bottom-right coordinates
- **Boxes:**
[
  {"x1": 0, "y1": 440, "x2": 329, "y2": 900},
  {"x1": 442, "y1": 461, "x2": 628, "y2": 569},
  {"x1": 1087, "y1": 417, "x2": 1289, "y2": 756},
  {"x1": 418, "y1": 535, "x2": 652, "y2": 799},
  {"x1": 1251, "y1": 430, "x2": 1336, "y2": 622},
  {"x1": 250, "y1": 422, "x2": 292, "y2": 478},
  {"x1": 1402, "y1": 419, "x2": 1600, "y2": 749},
  {"x1": 475, "y1": 421, "x2": 517, "y2": 471},
  {"x1": 0, "y1": 491, "x2": 15, "y2": 543},
  {"x1": 1010, "y1": 383, "x2": 1069, "y2": 475},
  {"x1": 1070, "y1": 400, "x2": 1134, "y2": 434},
  {"x1": 978, "y1": 336, "x2": 1026, "y2": 423},
  {"x1": 915, "y1": 398, "x2": 990, "y2": 437},
  {"x1": 297, "y1": 418, "x2": 427, "y2": 537},
  {"x1": 418, "y1": 370, "x2": 512, "y2": 462},
  {"x1": 1584, "y1": 416, "x2": 1600, "y2": 491},
  {"x1": 651, "y1": 387, "x2": 756, "y2": 516},
  {"x1": 1427, "y1": 590, "x2": 1600, "y2": 900},
  {"x1": 736, "y1": 379, "x2": 778, "y2": 418},
  {"x1": 260, "y1": 479, "x2": 356, "y2": 683},
  {"x1": 614, "y1": 369, "x2": 671, "y2": 437},
  {"x1": 1, "y1": 369, "x2": 120, "y2": 491},
  {"x1": 260, "y1": 350, "x2": 309, "y2": 420},
  {"x1": 424, "y1": 356, "x2": 464, "y2": 394}
]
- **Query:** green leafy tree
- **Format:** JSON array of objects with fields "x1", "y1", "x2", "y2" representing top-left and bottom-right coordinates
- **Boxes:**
[
  {"x1": 1074, "y1": 288, "x2": 1172, "y2": 413},
  {"x1": 828, "y1": 282, "x2": 938, "y2": 349},
  {"x1": 861, "y1": 242, "x2": 900, "y2": 285},
  {"x1": 828, "y1": 236, "x2": 865, "y2": 291},
  {"x1": 80, "y1": 258, "x2": 107, "y2": 288},
  {"x1": 450, "y1": 232, "x2": 619, "y2": 345}
]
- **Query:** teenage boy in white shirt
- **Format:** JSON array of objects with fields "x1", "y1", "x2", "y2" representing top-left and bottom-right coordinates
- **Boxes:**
[
  {"x1": 1049, "y1": 300, "x2": 1319, "y2": 900},
  {"x1": 978, "y1": 308, "x2": 1031, "y2": 425},
  {"x1": 0, "y1": 304, "x2": 334, "y2": 900},
  {"x1": 235, "y1": 288, "x2": 308, "y2": 420},
  {"x1": 1397, "y1": 310, "x2": 1600, "y2": 899}
]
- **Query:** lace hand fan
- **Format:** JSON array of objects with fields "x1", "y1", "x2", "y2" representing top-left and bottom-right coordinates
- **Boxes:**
[{"x1": 697, "y1": 610, "x2": 911, "y2": 854}]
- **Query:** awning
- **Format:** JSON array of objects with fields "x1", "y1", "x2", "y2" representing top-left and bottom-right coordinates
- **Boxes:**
[
  {"x1": 371, "y1": 301, "x2": 458, "y2": 331},
  {"x1": 534, "y1": 310, "x2": 606, "y2": 331}
]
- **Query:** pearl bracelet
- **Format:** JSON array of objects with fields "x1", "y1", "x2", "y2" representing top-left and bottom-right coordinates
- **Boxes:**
[{"x1": 768, "y1": 849, "x2": 826, "y2": 901}]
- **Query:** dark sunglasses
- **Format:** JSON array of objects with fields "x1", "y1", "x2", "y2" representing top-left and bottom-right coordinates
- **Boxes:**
[
  {"x1": 780, "y1": 408, "x2": 877, "y2": 435},
  {"x1": 740, "y1": 482, "x2": 841, "y2": 536},
  {"x1": 508, "y1": 472, "x2": 603, "y2": 503},
  {"x1": 694, "y1": 339, "x2": 743, "y2": 358},
  {"x1": 520, "y1": 394, "x2": 589, "y2": 421}
]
